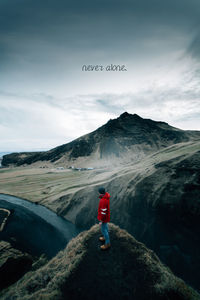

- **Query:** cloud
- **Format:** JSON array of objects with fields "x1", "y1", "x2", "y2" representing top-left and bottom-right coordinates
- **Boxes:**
[
  {"x1": 0, "y1": 0, "x2": 200, "y2": 150},
  {"x1": 1, "y1": 61, "x2": 200, "y2": 152},
  {"x1": 187, "y1": 32, "x2": 200, "y2": 61},
  {"x1": 0, "y1": 91, "x2": 116, "y2": 151},
  {"x1": 0, "y1": 0, "x2": 199, "y2": 69}
]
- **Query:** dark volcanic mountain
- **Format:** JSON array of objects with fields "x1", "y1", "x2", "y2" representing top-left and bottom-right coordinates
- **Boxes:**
[
  {"x1": 1, "y1": 224, "x2": 199, "y2": 300},
  {"x1": 2, "y1": 112, "x2": 200, "y2": 167}
]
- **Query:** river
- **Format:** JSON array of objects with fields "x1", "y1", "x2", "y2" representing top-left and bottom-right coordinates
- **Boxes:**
[{"x1": 0, "y1": 194, "x2": 80, "y2": 258}]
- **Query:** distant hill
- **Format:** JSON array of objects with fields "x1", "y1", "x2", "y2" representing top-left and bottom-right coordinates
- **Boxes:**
[
  {"x1": 2, "y1": 112, "x2": 200, "y2": 167},
  {"x1": 1, "y1": 224, "x2": 199, "y2": 300},
  {"x1": 0, "y1": 152, "x2": 11, "y2": 167},
  {"x1": 0, "y1": 152, "x2": 11, "y2": 158}
]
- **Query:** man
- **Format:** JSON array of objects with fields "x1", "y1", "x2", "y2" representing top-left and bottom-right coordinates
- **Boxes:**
[{"x1": 97, "y1": 187, "x2": 111, "y2": 250}]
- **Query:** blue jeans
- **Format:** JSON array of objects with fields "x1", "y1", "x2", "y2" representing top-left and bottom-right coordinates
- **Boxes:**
[{"x1": 101, "y1": 222, "x2": 110, "y2": 245}]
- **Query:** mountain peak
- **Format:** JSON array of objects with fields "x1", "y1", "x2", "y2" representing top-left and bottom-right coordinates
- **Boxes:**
[
  {"x1": 2, "y1": 223, "x2": 199, "y2": 300},
  {"x1": 119, "y1": 111, "x2": 132, "y2": 118},
  {"x1": 119, "y1": 112, "x2": 141, "y2": 119},
  {"x1": 2, "y1": 113, "x2": 200, "y2": 167},
  {"x1": 104, "y1": 112, "x2": 143, "y2": 130}
]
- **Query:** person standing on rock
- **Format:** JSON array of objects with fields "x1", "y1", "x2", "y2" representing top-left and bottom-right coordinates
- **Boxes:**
[{"x1": 97, "y1": 187, "x2": 111, "y2": 250}]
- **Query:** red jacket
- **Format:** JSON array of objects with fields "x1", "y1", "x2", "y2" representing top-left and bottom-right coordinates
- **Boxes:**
[{"x1": 97, "y1": 192, "x2": 110, "y2": 223}]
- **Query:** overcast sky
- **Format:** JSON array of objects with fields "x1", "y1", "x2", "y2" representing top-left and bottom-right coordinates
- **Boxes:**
[{"x1": 0, "y1": 0, "x2": 200, "y2": 151}]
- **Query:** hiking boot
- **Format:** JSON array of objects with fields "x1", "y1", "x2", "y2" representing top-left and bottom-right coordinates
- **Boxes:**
[
  {"x1": 99, "y1": 236, "x2": 105, "y2": 242},
  {"x1": 100, "y1": 243, "x2": 111, "y2": 250}
]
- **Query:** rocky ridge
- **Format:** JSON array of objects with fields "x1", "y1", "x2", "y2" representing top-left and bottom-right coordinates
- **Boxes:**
[{"x1": 1, "y1": 224, "x2": 199, "y2": 300}]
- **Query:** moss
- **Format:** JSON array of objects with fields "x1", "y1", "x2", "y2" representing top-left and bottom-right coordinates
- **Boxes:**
[{"x1": 0, "y1": 223, "x2": 199, "y2": 300}]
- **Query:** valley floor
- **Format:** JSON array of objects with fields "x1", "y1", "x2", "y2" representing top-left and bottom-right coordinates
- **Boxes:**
[{"x1": 0, "y1": 141, "x2": 199, "y2": 216}]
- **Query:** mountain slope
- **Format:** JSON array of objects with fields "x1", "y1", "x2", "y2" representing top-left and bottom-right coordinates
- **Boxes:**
[
  {"x1": 1, "y1": 113, "x2": 200, "y2": 291},
  {"x1": 2, "y1": 112, "x2": 200, "y2": 167},
  {"x1": 53, "y1": 140, "x2": 200, "y2": 290},
  {"x1": 1, "y1": 224, "x2": 199, "y2": 300}
]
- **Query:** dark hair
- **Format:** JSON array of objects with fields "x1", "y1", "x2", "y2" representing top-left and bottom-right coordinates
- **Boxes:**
[{"x1": 98, "y1": 187, "x2": 106, "y2": 194}]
